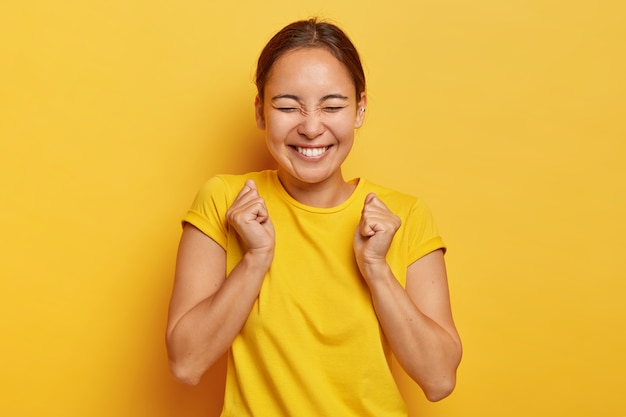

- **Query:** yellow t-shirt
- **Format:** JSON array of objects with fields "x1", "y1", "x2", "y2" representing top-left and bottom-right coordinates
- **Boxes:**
[{"x1": 184, "y1": 170, "x2": 445, "y2": 417}]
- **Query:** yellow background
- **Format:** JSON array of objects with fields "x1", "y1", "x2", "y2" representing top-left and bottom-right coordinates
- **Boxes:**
[{"x1": 1, "y1": 0, "x2": 624, "y2": 416}]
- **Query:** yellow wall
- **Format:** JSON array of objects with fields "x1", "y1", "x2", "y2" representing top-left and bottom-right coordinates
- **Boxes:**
[{"x1": 1, "y1": 1, "x2": 624, "y2": 416}]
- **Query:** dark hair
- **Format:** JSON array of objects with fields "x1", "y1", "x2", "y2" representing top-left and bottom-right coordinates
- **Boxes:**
[{"x1": 255, "y1": 18, "x2": 366, "y2": 101}]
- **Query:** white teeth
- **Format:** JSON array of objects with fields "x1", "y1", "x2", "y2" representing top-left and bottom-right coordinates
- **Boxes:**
[{"x1": 296, "y1": 146, "x2": 329, "y2": 157}]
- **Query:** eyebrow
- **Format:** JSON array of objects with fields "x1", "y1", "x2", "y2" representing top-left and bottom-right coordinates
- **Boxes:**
[{"x1": 271, "y1": 94, "x2": 349, "y2": 103}]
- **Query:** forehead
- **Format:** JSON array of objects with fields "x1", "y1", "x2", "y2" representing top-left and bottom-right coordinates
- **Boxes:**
[{"x1": 264, "y1": 47, "x2": 356, "y2": 97}]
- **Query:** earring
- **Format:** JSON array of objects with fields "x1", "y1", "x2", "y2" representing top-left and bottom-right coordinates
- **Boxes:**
[{"x1": 361, "y1": 108, "x2": 366, "y2": 112}]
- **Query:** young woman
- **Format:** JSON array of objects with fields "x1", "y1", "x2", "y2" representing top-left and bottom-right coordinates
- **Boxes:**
[{"x1": 166, "y1": 18, "x2": 462, "y2": 416}]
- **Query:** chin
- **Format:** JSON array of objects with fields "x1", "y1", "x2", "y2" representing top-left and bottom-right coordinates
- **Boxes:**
[{"x1": 285, "y1": 168, "x2": 341, "y2": 186}]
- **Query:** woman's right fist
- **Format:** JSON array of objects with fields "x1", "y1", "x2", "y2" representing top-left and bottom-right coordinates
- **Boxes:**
[{"x1": 226, "y1": 180, "x2": 275, "y2": 257}]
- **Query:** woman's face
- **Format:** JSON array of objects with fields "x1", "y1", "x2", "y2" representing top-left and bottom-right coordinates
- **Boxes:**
[{"x1": 256, "y1": 47, "x2": 366, "y2": 191}]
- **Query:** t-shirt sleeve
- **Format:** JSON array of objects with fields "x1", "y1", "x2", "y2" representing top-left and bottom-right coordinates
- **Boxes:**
[
  {"x1": 406, "y1": 198, "x2": 446, "y2": 264},
  {"x1": 182, "y1": 176, "x2": 231, "y2": 249}
]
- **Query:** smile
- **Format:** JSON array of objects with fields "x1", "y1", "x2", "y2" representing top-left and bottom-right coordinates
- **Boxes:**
[{"x1": 295, "y1": 146, "x2": 330, "y2": 157}]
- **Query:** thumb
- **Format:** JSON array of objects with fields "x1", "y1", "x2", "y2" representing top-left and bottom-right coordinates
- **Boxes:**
[
  {"x1": 364, "y1": 193, "x2": 377, "y2": 205},
  {"x1": 245, "y1": 179, "x2": 258, "y2": 190}
]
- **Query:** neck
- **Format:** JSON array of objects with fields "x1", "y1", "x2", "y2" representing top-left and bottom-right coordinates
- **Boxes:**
[{"x1": 276, "y1": 169, "x2": 356, "y2": 208}]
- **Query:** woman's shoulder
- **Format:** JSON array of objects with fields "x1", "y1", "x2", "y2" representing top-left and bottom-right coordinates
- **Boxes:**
[
  {"x1": 213, "y1": 170, "x2": 273, "y2": 184},
  {"x1": 359, "y1": 179, "x2": 418, "y2": 203},
  {"x1": 358, "y1": 179, "x2": 432, "y2": 218},
  {"x1": 202, "y1": 170, "x2": 276, "y2": 194}
]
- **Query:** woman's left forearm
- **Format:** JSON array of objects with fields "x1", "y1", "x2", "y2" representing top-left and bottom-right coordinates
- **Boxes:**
[{"x1": 363, "y1": 262, "x2": 462, "y2": 402}]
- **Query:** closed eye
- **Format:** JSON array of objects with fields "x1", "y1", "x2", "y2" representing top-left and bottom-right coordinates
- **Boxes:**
[{"x1": 322, "y1": 106, "x2": 345, "y2": 113}]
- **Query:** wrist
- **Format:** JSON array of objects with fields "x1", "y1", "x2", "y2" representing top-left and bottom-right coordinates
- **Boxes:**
[
  {"x1": 359, "y1": 260, "x2": 392, "y2": 283},
  {"x1": 243, "y1": 248, "x2": 274, "y2": 272}
]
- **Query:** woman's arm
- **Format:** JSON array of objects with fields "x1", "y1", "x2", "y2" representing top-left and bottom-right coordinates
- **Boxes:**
[
  {"x1": 354, "y1": 194, "x2": 462, "y2": 401},
  {"x1": 365, "y1": 250, "x2": 461, "y2": 401},
  {"x1": 166, "y1": 180, "x2": 274, "y2": 386}
]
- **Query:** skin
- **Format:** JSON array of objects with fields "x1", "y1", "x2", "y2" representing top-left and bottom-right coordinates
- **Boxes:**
[
  {"x1": 255, "y1": 47, "x2": 367, "y2": 207},
  {"x1": 166, "y1": 47, "x2": 462, "y2": 402}
]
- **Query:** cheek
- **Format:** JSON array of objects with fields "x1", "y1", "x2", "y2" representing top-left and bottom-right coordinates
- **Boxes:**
[
  {"x1": 329, "y1": 115, "x2": 358, "y2": 138},
  {"x1": 265, "y1": 114, "x2": 294, "y2": 136}
]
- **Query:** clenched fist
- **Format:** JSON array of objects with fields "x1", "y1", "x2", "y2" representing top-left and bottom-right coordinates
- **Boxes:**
[
  {"x1": 226, "y1": 180, "x2": 275, "y2": 259},
  {"x1": 353, "y1": 193, "x2": 401, "y2": 278}
]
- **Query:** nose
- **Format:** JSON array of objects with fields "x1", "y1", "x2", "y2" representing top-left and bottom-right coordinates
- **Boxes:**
[{"x1": 297, "y1": 110, "x2": 325, "y2": 139}]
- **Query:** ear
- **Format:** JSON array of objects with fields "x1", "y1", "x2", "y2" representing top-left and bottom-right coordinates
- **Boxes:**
[
  {"x1": 255, "y1": 95, "x2": 266, "y2": 130},
  {"x1": 355, "y1": 92, "x2": 367, "y2": 128}
]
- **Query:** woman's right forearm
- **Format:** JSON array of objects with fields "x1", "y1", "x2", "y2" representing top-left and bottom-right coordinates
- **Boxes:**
[{"x1": 167, "y1": 251, "x2": 271, "y2": 386}]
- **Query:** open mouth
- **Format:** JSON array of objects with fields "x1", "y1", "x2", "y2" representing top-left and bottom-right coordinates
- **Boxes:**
[{"x1": 293, "y1": 146, "x2": 330, "y2": 157}]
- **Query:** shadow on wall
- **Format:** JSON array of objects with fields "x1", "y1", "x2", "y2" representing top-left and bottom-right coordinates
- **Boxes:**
[
  {"x1": 195, "y1": 97, "x2": 277, "y2": 178},
  {"x1": 149, "y1": 102, "x2": 274, "y2": 416},
  {"x1": 228, "y1": 98, "x2": 278, "y2": 175},
  {"x1": 163, "y1": 355, "x2": 228, "y2": 417},
  {"x1": 121, "y1": 247, "x2": 229, "y2": 416}
]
